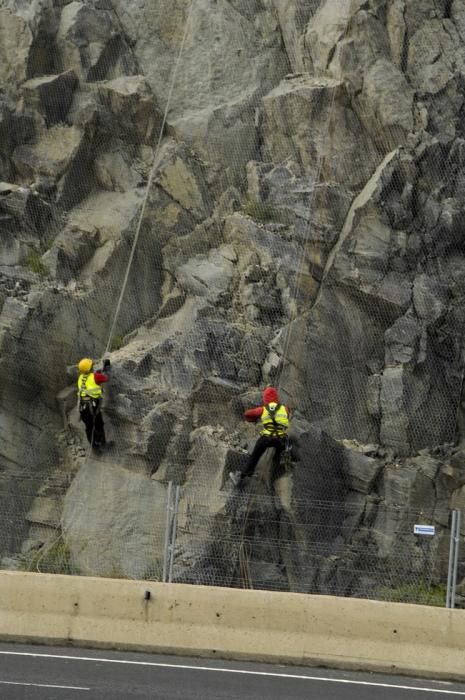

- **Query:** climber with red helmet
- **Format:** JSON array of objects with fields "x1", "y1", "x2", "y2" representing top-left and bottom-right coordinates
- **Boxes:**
[
  {"x1": 77, "y1": 357, "x2": 111, "y2": 450},
  {"x1": 229, "y1": 386, "x2": 290, "y2": 486}
]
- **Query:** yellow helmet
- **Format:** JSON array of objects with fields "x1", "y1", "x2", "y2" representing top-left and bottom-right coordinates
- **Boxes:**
[{"x1": 78, "y1": 358, "x2": 93, "y2": 374}]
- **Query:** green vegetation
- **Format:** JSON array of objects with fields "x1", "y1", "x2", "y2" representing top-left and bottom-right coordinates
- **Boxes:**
[
  {"x1": 24, "y1": 250, "x2": 48, "y2": 277},
  {"x1": 110, "y1": 334, "x2": 125, "y2": 351},
  {"x1": 21, "y1": 537, "x2": 78, "y2": 575},
  {"x1": 242, "y1": 197, "x2": 281, "y2": 223},
  {"x1": 377, "y1": 582, "x2": 446, "y2": 607}
]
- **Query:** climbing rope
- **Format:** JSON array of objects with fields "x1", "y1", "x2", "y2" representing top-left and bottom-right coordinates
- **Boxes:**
[
  {"x1": 83, "y1": 0, "x2": 195, "y2": 457},
  {"x1": 235, "y1": 7, "x2": 355, "y2": 591},
  {"x1": 104, "y1": 0, "x2": 195, "y2": 357},
  {"x1": 276, "y1": 18, "x2": 353, "y2": 395},
  {"x1": 49, "y1": 1, "x2": 196, "y2": 577}
]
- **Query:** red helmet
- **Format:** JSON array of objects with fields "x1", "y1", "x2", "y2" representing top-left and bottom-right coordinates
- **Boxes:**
[{"x1": 263, "y1": 386, "x2": 279, "y2": 404}]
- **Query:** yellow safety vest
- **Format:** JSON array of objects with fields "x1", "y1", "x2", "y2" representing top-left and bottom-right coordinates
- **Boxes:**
[
  {"x1": 260, "y1": 402, "x2": 289, "y2": 437},
  {"x1": 77, "y1": 373, "x2": 103, "y2": 401}
]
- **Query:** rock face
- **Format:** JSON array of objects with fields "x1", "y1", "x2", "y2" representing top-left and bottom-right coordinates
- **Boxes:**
[{"x1": 1, "y1": 0, "x2": 465, "y2": 602}]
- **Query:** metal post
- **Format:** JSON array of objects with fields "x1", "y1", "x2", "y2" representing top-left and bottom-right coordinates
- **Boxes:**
[
  {"x1": 446, "y1": 510, "x2": 461, "y2": 609},
  {"x1": 168, "y1": 485, "x2": 181, "y2": 584},
  {"x1": 446, "y1": 510, "x2": 457, "y2": 608},
  {"x1": 162, "y1": 481, "x2": 173, "y2": 583},
  {"x1": 450, "y1": 510, "x2": 462, "y2": 610}
]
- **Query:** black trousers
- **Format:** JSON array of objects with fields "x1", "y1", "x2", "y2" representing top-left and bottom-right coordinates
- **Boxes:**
[
  {"x1": 79, "y1": 401, "x2": 106, "y2": 446},
  {"x1": 240, "y1": 435, "x2": 286, "y2": 479}
]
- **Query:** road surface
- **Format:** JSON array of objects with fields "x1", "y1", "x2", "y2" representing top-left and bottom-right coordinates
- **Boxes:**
[{"x1": 0, "y1": 643, "x2": 464, "y2": 699}]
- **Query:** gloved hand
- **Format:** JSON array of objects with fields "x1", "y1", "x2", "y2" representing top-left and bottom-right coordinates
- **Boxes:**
[{"x1": 103, "y1": 358, "x2": 111, "y2": 370}]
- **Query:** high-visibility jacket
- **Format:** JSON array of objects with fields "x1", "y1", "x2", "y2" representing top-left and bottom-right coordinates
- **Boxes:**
[
  {"x1": 260, "y1": 402, "x2": 289, "y2": 437},
  {"x1": 77, "y1": 372, "x2": 103, "y2": 401}
]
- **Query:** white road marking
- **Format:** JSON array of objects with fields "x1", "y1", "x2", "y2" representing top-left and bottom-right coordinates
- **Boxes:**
[
  {"x1": 0, "y1": 650, "x2": 464, "y2": 695},
  {"x1": 0, "y1": 679, "x2": 89, "y2": 690}
]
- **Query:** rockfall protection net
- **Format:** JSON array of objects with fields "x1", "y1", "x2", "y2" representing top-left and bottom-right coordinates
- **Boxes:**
[
  {"x1": 0, "y1": 0, "x2": 464, "y2": 605},
  {"x1": 0, "y1": 471, "x2": 455, "y2": 607}
]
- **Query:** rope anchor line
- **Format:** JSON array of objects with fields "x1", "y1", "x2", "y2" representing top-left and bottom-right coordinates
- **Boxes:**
[{"x1": 104, "y1": 1, "x2": 195, "y2": 358}]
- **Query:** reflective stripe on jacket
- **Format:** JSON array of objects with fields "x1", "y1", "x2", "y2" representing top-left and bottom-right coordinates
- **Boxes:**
[
  {"x1": 77, "y1": 372, "x2": 103, "y2": 401},
  {"x1": 260, "y1": 402, "x2": 289, "y2": 437}
]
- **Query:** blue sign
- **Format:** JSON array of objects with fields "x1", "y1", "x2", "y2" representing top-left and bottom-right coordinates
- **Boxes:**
[{"x1": 414, "y1": 524, "x2": 435, "y2": 536}]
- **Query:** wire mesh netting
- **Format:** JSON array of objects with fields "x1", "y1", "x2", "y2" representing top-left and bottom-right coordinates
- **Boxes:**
[
  {"x1": 174, "y1": 490, "x2": 453, "y2": 606},
  {"x1": 1, "y1": 0, "x2": 465, "y2": 608},
  {"x1": 1, "y1": 469, "x2": 170, "y2": 581},
  {"x1": 1, "y1": 466, "x2": 457, "y2": 607}
]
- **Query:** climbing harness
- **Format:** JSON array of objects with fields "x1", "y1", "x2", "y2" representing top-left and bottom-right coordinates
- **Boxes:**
[
  {"x1": 77, "y1": 373, "x2": 103, "y2": 401},
  {"x1": 281, "y1": 436, "x2": 293, "y2": 473},
  {"x1": 260, "y1": 402, "x2": 289, "y2": 437}
]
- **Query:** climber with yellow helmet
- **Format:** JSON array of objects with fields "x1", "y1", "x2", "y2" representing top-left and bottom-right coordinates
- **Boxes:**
[{"x1": 77, "y1": 357, "x2": 111, "y2": 450}]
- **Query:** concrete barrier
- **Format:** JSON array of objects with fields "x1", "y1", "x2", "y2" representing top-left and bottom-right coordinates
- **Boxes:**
[{"x1": 0, "y1": 571, "x2": 464, "y2": 680}]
